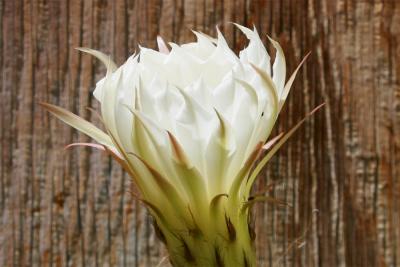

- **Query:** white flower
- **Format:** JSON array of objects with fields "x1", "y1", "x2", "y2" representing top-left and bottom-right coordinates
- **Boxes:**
[
  {"x1": 90, "y1": 25, "x2": 294, "y2": 198},
  {"x1": 41, "y1": 24, "x2": 320, "y2": 267}
]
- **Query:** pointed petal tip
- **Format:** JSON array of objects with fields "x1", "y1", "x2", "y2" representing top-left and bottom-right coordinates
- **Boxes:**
[
  {"x1": 309, "y1": 102, "x2": 326, "y2": 115},
  {"x1": 234, "y1": 23, "x2": 260, "y2": 39},
  {"x1": 74, "y1": 47, "x2": 118, "y2": 72},
  {"x1": 215, "y1": 25, "x2": 222, "y2": 35},
  {"x1": 279, "y1": 51, "x2": 312, "y2": 110},
  {"x1": 157, "y1": 36, "x2": 170, "y2": 54},
  {"x1": 262, "y1": 132, "x2": 284, "y2": 150},
  {"x1": 195, "y1": 31, "x2": 218, "y2": 44},
  {"x1": 75, "y1": 47, "x2": 89, "y2": 52},
  {"x1": 38, "y1": 101, "x2": 47, "y2": 108},
  {"x1": 215, "y1": 26, "x2": 230, "y2": 45},
  {"x1": 166, "y1": 130, "x2": 193, "y2": 168},
  {"x1": 40, "y1": 102, "x2": 114, "y2": 148},
  {"x1": 265, "y1": 34, "x2": 273, "y2": 41},
  {"x1": 246, "y1": 102, "x2": 327, "y2": 195},
  {"x1": 231, "y1": 22, "x2": 240, "y2": 28},
  {"x1": 64, "y1": 142, "x2": 105, "y2": 151}
]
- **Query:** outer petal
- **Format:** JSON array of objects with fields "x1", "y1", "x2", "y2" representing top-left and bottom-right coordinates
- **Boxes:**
[
  {"x1": 268, "y1": 36, "x2": 286, "y2": 95},
  {"x1": 181, "y1": 31, "x2": 216, "y2": 60},
  {"x1": 235, "y1": 24, "x2": 271, "y2": 74},
  {"x1": 279, "y1": 52, "x2": 310, "y2": 111},
  {"x1": 76, "y1": 47, "x2": 118, "y2": 101},
  {"x1": 39, "y1": 102, "x2": 114, "y2": 148}
]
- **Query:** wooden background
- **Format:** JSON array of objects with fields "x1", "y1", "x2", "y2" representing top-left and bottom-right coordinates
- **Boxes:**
[{"x1": 1, "y1": 0, "x2": 399, "y2": 266}]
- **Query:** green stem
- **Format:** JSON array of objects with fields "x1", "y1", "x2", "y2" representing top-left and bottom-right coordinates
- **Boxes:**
[{"x1": 152, "y1": 198, "x2": 257, "y2": 267}]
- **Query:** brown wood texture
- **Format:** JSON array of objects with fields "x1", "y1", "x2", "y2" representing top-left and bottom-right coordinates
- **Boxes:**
[{"x1": 1, "y1": 0, "x2": 399, "y2": 266}]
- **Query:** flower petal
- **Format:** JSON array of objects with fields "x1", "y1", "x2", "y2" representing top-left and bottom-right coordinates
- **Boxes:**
[
  {"x1": 268, "y1": 36, "x2": 286, "y2": 95},
  {"x1": 279, "y1": 52, "x2": 311, "y2": 111},
  {"x1": 245, "y1": 103, "x2": 325, "y2": 197},
  {"x1": 40, "y1": 102, "x2": 114, "y2": 148}
]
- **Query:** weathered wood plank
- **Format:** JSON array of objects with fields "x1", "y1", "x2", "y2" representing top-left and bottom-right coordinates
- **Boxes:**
[{"x1": 1, "y1": 0, "x2": 399, "y2": 266}]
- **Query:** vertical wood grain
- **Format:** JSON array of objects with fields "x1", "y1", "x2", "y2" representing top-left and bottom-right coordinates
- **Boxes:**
[{"x1": 1, "y1": 0, "x2": 399, "y2": 266}]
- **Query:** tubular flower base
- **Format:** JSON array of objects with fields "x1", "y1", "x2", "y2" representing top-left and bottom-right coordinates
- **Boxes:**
[
  {"x1": 41, "y1": 24, "x2": 322, "y2": 267},
  {"x1": 151, "y1": 191, "x2": 257, "y2": 266}
]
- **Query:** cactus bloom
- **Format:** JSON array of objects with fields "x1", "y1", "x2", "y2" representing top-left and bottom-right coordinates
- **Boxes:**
[{"x1": 41, "y1": 24, "x2": 322, "y2": 267}]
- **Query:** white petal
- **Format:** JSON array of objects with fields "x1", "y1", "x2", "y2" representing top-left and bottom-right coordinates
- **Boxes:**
[
  {"x1": 76, "y1": 48, "x2": 118, "y2": 101},
  {"x1": 279, "y1": 53, "x2": 310, "y2": 111},
  {"x1": 180, "y1": 31, "x2": 216, "y2": 60},
  {"x1": 157, "y1": 36, "x2": 170, "y2": 54},
  {"x1": 235, "y1": 24, "x2": 271, "y2": 75},
  {"x1": 268, "y1": 36, "x2": 286, "y2": 95}
]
